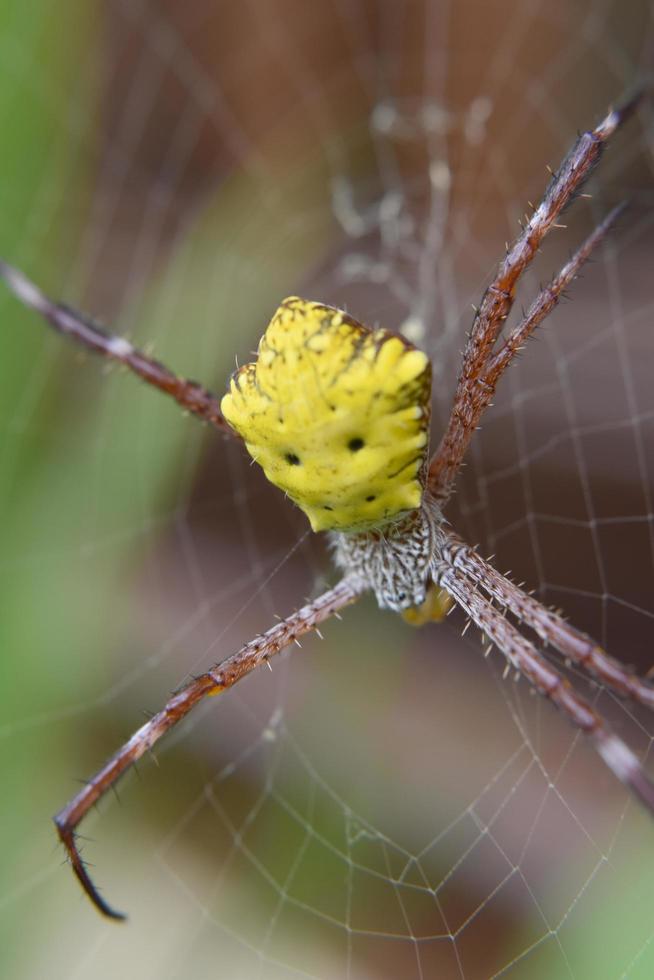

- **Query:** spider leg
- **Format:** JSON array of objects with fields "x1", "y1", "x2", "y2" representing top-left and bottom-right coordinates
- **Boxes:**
[
  {"x1": 0, "y1": 260, "x2": 235, "y2": 435},
  {"x1": 433, "y1": 205, "x2": 624, "y2": 505},
  {"x1": 432, "y1": 556, "x2": 654, "y2": 817},
  {"x1": 439, "y1": 527, "x2": 654, "y2": 709},
  {"x1": 53, "y1": 575, "x2": 363, "y2": 920},
  {"x1": 428, "y1": 92, "x2": 641, "y2": 504},
  {"x1": 485, "y1": 202, "x2": 626, "y2": 387}
]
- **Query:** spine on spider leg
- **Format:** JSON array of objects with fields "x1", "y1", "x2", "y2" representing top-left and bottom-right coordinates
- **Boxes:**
[
  {"x1": 0, "y1": 259, "x2": 233, "y2": 434},
  {"x1": 426, "y1": 93, "x2": 642, "y2": 506},
  {"x1": 485, "y1": 203, "x2": 627, "y2": 387},
  {"x1": 439, "y1": 527, "x2": 654, "y2": 710},
  {"x1": 53, "y1": 575, "x2": 364, "y2": 921},
  {"x1": 527, "y1": 90, "x2": 642, "y2": 229},
  {"x1": 433, "y1": 559, "x2": 654, "y2": 819}
]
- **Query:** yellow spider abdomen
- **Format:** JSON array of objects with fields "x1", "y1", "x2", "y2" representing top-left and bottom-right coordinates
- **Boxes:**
[{"x1": 221, "y1": 297, "x2": 431, "y2": 532}]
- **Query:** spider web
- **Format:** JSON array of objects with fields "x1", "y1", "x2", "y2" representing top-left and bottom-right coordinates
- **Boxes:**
[{"x1": 1, "y1": 1, "x2": 654, "y2": 977}]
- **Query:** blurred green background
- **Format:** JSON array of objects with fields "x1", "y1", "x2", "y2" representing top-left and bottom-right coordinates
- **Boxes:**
[{"x1": 1, "y1": 2, "x2": 654, "y2": 978}]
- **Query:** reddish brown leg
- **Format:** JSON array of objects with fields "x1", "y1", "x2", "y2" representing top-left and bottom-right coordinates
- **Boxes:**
[
  {"x1": 428, "y1": 94, "x2": 641, "y2": 504},
  {"x1": 433, "y1": 556, "x2": 654, "y2": 817},
  {"x1": 0, "y1": 260, "x2": 235, "y2": 435},
  {"x1": 440, "y1": 527, "x2": 654, "y2": 709},
  {"x1": 54, "y1": 576, "x2": 363, "y2": 920}
]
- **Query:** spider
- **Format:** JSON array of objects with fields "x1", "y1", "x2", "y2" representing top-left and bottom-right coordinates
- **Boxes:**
[{"x1": 1, "y1": 92, "x2": 652, "y2": 922}]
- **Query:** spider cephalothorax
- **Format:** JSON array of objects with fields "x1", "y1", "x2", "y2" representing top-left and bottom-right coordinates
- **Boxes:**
[
  {"x1": 330, "y1": 497, "x2": 444, "y2": 612},
  {"x1": 2, "y1": 91, "x2": 653, "y2": 923}
]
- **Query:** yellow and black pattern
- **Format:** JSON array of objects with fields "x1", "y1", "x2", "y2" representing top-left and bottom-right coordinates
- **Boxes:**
[{"x1": 221, "y1": 297, "x2": 432, "y2": 532}]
